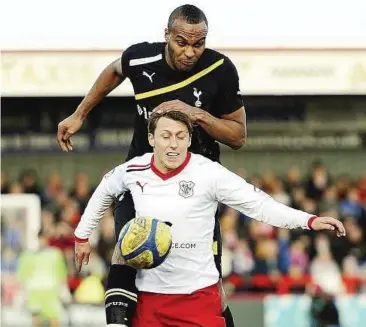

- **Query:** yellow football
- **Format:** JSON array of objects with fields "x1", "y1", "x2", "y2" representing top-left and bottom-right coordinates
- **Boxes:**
[{"x1": 118, "y1": 217, "x2": 172, "y2": 269}]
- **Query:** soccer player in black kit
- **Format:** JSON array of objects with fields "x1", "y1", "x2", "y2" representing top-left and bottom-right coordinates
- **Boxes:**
[{"x1": 57, "y1": 5, "x2": 246, "y2": 327}]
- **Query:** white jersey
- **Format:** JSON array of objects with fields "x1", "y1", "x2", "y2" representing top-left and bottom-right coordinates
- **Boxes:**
[{"x1": 75, "y1": 153, "x2": 313, "y2": 294}]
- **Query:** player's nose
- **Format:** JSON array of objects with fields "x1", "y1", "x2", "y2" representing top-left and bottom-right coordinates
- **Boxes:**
[
  {"x1": 184, "y1": 46, "x2": 194, "y2": 59},
  {"x1": 169, "y1": 137, "x2": 178, "y2": 148}
]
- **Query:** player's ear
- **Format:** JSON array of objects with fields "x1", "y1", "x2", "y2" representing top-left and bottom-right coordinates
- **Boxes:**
[
  {"x1": 148, "y1": 133, "x2": 155, "y2": 147},
  {"x1": 164, "y1": 28, "x2": 170, "y2": 42},
  {"x1": 188, "y1": 135, "x2": 191, "y2": 147}
]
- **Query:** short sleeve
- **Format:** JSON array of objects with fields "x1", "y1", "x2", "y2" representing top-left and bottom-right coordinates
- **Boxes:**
[
  {"x1": 121, "y1": 45, "x2": 136, "y2": 78},
  {"x1": 214, "y1": 57, "x2": 244, "y2": 116}
]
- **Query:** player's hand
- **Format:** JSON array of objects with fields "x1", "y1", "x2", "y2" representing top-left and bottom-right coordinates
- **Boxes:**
[
  {"x1": 153, "y1": 100, "x2": 204, "y2": 122},
  {"x1": 310, "y1": 217, "x2": 346, "y2": 237},
  {"x1": 75, "y1": 240, "x2": 91, "y2": 273},
  {"x1": 57, "y1": 113, "x2": 84, "y2": 152}
]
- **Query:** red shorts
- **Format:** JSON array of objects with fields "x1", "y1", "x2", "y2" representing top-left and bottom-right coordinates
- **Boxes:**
[{"x1": 132, "y1": 283, "x2": 225, "y2": 327}]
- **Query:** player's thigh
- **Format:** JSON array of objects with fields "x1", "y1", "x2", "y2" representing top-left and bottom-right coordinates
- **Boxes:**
[
  {"x1": 132, "y1": 293, "x2": 163, "y2": 327},
  {"x1": 162, "y1": 284, "x2": 225, "y2": 327},
  {"x1": 114, "y1": 191, "x2": 136, "y2": 241}
]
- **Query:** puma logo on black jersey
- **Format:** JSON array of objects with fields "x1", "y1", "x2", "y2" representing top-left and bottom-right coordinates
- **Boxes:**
[{"x1": 142, "y1": 71, "x2": 156, "y2": 83}]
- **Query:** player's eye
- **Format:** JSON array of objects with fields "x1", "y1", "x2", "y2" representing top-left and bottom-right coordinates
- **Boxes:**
[
  {"x1": 176, "y1": 40, "x2": 186, "y2": 47},
  {"x1": 162, "y1": 135, "x2": 170, "y2": 139},
  {"x1": 194, "y1": 41, "x2": 204, "y2": 47}
]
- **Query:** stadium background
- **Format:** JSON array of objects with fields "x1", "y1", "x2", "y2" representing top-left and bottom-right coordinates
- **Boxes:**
[{"x1": 1, "y1": 0, "x2": 366, "y2": 326}]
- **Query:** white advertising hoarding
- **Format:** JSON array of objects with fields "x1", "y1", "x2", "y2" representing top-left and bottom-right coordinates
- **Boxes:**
[{"x1": 2, "y1": 49, "x2": 366, "y2": 96}]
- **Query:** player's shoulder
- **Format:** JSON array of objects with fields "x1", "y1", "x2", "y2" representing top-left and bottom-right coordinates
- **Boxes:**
[
  {"x1": 201, "y1": 48, "x2": 236, "y2": 69},
  {"x1": 123, "y1": 42, "x2": 165, "y2": 62},
  {"x1": 125, "y1": 153, "x2": 153, "y2": 172},
  {"x1": 190, "y1": 153, "x2": 221, "y2": 170}
]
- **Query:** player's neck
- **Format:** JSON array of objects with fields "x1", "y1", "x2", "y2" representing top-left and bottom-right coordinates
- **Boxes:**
[
  {"x1": 151, "y1": 152, "x2": 191, "y2": 177},
  {"x1": 152, "y1": 157, "x2": 173, "y2": 174}
]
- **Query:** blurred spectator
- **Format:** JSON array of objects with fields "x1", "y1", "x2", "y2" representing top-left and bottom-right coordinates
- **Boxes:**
[
  {"x1": 232, "y1": 239, "x2": 254, "y2": 276},
  {"x1": 19, "y1": 169, "x2": 42, "y2": 196},
  {"x1": 8, "y1": 182, "x2": 24, "y2": 194},
  {"x1": 17, "y1": 230, "x2": 70, "y2": 327},
  {"x1": 1, "y1": 248, "x2": 18, "y2": 275},
  {"x1": 59, "y1": 199, "x2": 81, "y2": 227},
  {"x1": 253, "y1": 239, "x2": 280, "y2": 277},
  {"x1": 342, "y1": 254, "x2": 360, "y2": 278},
  {"x1": 339, "y1": 187, "x2": 363, "y2": 219},
  {"x1": 318, "y1": 185, "x2": 338, "y2": 214},
  {"x1": 221, "y1": 207, "x2": 254, "y2": 275},
  {"x1": 310, "y1": 234, "x2": 345, "y2": 295},
  {"x1": 344, "y1": 221, "x2": 366, "y2": 263},
  {"x1": 271, "y1": 179, "x2": 291, "y2": 206},
  {"x1": 284, "y1": 166, "x2": 302, "y2": 193},
  {"x1": 69, "y1": 172, "x2": 93, "y2": 214},
  {"x1": 334, "y1": 174, "x2": 352, "y2": 201},
  {"x1": 290, "y1": 186, "x2": 306, "y2": 210},
  {"x1": 261, "y1": 171, "x2": 277, "y2": 193},
  {"x1": 43, "y1": 172, "x2": 63, "y2": 205},
  {"x1": 289, "y1": 239, "x2": 309, "y2": 278},
  {"x1": 300, "y1": 197, "x2": 318, "y2": 215},
  {"x1": 306, "y1": 161, "x2": 330, "y2": 200},
  {"x1": 48, "y1": 222, "x2": 75, "y2": 251}
]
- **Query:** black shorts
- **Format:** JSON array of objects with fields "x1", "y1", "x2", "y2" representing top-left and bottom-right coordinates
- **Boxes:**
[{"x1": 114, "y1": 191, "x2": 223, "y2": 277}]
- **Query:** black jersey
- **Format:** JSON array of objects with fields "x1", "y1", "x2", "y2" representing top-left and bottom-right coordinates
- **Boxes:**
[{"x1": 121, "y1": 42, "x2": 243, "y2": 162}]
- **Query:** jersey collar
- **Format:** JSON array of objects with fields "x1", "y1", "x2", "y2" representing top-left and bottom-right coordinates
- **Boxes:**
[{"x1": 151, "y1": 152, "x2": 191, "y2": 181}]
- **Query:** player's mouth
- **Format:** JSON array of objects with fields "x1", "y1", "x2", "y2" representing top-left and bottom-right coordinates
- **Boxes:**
[
  {"x1": 166, "y1": 152, "x2": 180, "y2": 161},
  {"x1": 166, "y1": 152, "x2": 180, "y2": 158},
  {"x1": 181, "y1": 61, "x2": 194, "y2": 69}
]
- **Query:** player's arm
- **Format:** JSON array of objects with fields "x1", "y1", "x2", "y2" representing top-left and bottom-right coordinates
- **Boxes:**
[
  {"x1": 73, "y1": 165, "x2": 129, "y2": 271},
  {"x1": 74, "y1": 59, "x2": 125, "y2": 120},
  {"x1": 195, "y1": 106, "x2": 246, "y2": 150},
  {"x1": 212, "y1": 163, "x2": 346, "y2": 236},
  {"x1": 57, "y1": 57, "x2": 126, "y2": 152},
  {"x1": 195, "y1": 58, "x2": 246, "y2": 149},
  {"x1": 153, "y1": 58, "x2": 246, "y2": 149}
]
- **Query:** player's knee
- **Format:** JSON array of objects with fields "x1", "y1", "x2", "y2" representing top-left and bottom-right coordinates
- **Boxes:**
[{"x1": 111, "y1": 243, "x2": 125, "y2": 265}]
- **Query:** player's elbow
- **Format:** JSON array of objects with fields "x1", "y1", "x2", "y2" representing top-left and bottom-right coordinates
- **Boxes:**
[
  {"x1": 230, "y1": 139, "x2": 245, "y2": 150},
  {"x1": 229, "y1": 132, "x2": 246, "y2": 150}
]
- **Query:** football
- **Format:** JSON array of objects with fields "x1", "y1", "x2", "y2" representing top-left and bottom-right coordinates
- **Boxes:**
[{"x1": 118, "y1": 217, "x2": 172, "y2": 269}]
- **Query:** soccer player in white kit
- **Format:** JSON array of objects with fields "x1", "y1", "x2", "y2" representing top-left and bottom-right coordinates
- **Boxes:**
[{"x1": 74, "y1": 111, "x2": 346, "y2": 327}]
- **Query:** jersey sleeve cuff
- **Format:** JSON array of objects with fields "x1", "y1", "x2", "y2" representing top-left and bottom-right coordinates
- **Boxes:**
[
  {"x1": 74, "y1": 235, "x2": 89, "y2": 243},
  {"x1": 307, "y1": 215, "x2": 317, "y2": 230}
]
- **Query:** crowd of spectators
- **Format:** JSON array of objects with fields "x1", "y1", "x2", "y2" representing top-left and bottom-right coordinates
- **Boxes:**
[{"x1": 1, "y1": 160, "x2": 365, "y2": 305}]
